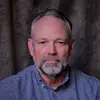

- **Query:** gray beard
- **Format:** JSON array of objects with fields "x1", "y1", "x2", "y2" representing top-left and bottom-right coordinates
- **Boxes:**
[
  {"x1": 38, "y1": 62, "x2": 67, "y2": 80},
  {"x1": 36, "y1": 55, "x2": 68, "y2": 80}
]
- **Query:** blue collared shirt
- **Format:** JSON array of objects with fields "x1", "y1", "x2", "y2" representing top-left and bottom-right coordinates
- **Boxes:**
[{"x1": 0, "y1": 64, "x2": 100, "y2": 100}]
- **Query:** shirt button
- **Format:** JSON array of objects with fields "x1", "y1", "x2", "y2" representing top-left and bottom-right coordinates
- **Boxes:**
[
  {"x1": 41, "y1": 84, "x2": 45, "y2": 88},
  {"x1": 52, "y1": 91, "x2": 56, "y2": 95}
]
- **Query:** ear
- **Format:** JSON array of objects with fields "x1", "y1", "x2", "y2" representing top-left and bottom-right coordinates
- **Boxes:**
[
  {"x1": 28, "y1": 38, "x2": 34, "y2": 57},
  {"x1": 69, "y1": 40, "x2": 75, "y2": 56}
]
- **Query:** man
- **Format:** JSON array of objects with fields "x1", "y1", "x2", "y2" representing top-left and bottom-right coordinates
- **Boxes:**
[{"x1": 0, "y1": 9, "x2": 100, "y2": 100}]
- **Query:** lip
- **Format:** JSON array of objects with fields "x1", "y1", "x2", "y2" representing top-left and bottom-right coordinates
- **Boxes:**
[{"x1": 45, "y1": 60, "x2": 58, "y2": 63}]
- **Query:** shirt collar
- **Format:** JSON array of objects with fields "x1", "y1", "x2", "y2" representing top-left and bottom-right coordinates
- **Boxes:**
[
  {"x1": 33, "y1": 64, "x2": 70, "y2": 90},
  {"x1": 33, "y1": 64, "x2": 42, "y2": 82}
]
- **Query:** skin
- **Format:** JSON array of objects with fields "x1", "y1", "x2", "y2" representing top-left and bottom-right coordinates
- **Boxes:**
[{"x1": 28, "y1": 16, "x2": 74, "y2": 88}]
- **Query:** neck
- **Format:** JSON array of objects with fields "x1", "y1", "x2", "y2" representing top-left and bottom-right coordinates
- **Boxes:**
[{"x1": 39, "y1": 72, "x2": 65, "y2": 88}]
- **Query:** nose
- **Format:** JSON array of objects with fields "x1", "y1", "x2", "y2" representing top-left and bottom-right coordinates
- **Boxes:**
[{"x1": 48, "y1": 42, "x2": 57, "y2": 55}]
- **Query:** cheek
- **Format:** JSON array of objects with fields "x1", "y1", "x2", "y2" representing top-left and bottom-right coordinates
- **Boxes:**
[
  {"x1": 33, "y1": 47, "x2": 47, "y2": 62},
  {"x1": 57, "y1": 47, "x2": 70, "y2": 60}
]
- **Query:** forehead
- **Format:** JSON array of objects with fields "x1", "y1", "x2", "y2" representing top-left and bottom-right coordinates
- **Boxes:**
[{"x1": 32, "y1": 16, "x2": 69, "y2": 40}]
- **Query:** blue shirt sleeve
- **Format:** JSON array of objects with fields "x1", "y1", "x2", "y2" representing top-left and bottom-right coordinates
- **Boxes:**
[
  {"x1": 96, "y1": 79, "x2": 100, "y2": 100},
  {"x1": 0, "y1": 77, "x2": 17, "y2": 100}
]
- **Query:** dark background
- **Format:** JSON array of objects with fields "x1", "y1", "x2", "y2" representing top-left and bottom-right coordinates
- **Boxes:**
[{"x1": 0, "y1": 0, "x2": 100, "y2": 80}]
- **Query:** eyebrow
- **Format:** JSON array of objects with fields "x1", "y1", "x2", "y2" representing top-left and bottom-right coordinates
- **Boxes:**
[{"x1": 35, "y1": 38, "x2": 69, "y2": 42}]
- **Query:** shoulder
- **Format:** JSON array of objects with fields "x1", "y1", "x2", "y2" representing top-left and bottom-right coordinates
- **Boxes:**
[
  {"x1": 72, "y1": 69, "x2": 100, "y2": 82},
  {"x1": 71, "y1": 69, "x2": 100, "y2": 86},
  {"x1": 0, "y1": 65, "x2": 35, "y2": 86},
  {"x1": 0, "y1": 65, "x2": 35, "y2": 99},
  {"x1": 71, "y1": 69, "x2": 100, "y2": 99},
  {"x1": 0, "y1": 65, "x2": 34, "y2": 82}
]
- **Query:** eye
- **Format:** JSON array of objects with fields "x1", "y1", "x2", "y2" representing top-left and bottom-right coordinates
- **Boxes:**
[
  {"x1": 57, "y1": 41, "x2": 66, "y2": 45},
  {"x1": 38, "y1": 41, "x2": 47, "y2": 44},
  {"x1": 39, "y1": 41, "x2": 45, "y2": 44},
  {"x1": 59, "y1": 41, "x2": 65, "y2": 44}
]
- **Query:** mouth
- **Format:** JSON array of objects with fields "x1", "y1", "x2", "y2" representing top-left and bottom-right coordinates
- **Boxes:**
[{"x1": 45, "y1": 60, "x2": 58, "y2": 64}]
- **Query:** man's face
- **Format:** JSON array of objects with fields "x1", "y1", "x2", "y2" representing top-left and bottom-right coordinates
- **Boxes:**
[{"x1": 28, "y1": 16, "x2": 73, "y2": 77}]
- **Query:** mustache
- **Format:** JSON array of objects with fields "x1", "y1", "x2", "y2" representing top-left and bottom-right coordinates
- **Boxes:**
[
  {"x1": 42, "y1": 55, "x2": 60, "y2": 62},
  {"x1": 38, "y1": 55, "x2": 67, "y2": 69}
]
